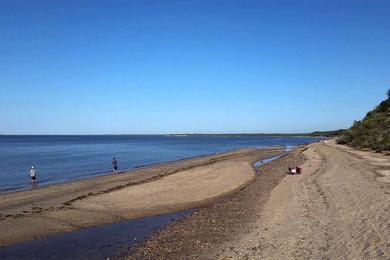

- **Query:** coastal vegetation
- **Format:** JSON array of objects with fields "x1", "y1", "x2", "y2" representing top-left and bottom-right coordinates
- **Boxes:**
[
  {"x1": 337, "y1": 89, "x2": 390, "y2": 151},
  {"x1": 306, "y1": 129, "x2": 345, "y2": 137}
]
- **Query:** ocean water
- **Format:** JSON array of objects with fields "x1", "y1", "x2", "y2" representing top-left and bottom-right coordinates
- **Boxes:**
[{"x1": 0, "y1": 135, "x2": 323, "y2": 192}]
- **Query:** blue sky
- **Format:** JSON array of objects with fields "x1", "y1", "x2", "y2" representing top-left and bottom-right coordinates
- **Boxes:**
[{"x1": 0, "y1": 0, "x2": 389, "y2": 134}]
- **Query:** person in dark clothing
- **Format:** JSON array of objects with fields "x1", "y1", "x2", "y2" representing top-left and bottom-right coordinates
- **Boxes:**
[{"x1": 112, "y1": 157, "x2": 118, "y2": 174}]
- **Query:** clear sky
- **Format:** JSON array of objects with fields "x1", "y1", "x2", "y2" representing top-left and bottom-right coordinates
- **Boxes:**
[{"x1": 1, "y1": 0, "x2": 389, "y2": 134}]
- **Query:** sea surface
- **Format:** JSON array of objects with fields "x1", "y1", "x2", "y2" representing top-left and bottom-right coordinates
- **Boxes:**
[{"x1": 0, "y1": 135, "x2": 324, "y2": 192}]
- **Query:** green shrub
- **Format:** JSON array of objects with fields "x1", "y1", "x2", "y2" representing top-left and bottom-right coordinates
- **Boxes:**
[{"x1": 336, "y1": 132, "x2": 353, "y2": 144}]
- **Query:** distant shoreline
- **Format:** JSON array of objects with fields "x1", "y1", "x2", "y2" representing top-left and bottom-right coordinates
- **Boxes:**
[{"x1": 0, "y1": 133, "x2": 334, "y2": 137}]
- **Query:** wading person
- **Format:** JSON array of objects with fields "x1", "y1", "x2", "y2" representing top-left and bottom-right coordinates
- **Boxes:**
[
  {"x1": 30, "y1": 166, "x2": 37, "y2": 183},
  {"x1": 112, "y1": 157, "x2": 118, "y2": 174}
]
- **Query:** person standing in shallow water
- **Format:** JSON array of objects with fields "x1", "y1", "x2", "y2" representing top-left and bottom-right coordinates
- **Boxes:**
[
  {"x1": 30, "y1": 166, "x2": 37, "y2": 183},
  {"x1": 112, "y1": 157, "x2": 118, "y2": 174}
]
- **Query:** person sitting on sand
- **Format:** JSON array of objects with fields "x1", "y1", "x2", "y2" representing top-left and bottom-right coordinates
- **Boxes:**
[
  {"x1": 112, "y1": 157, "x2": 118, "y2": 174},
  {"x1": 30, "y1": 166, "x2": 37, "y2": 183},
  {"x1": 296, "y1": 166, "x2": 302, "y2": 174},
  {"x1": 291, "y1": 167, "x2": 297, "y2": 175}
]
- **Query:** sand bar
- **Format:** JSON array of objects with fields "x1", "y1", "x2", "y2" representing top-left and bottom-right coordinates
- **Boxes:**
[{"x1": 0, "y1": 147, "x2": 283, "y2": 247}]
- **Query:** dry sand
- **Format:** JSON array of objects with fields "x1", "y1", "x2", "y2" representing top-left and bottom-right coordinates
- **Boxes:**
[
  {"x1": 0, "y1": 147, "x2": 283, "y2": 247},
  {"x1": 126, "y1": 141, "x2": 390, "y2": 259},
  {"x1": 211, "y1": 141, "x2": 390, "y2": 259}
]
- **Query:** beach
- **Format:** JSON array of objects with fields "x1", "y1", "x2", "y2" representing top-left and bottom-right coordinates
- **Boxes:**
[
  {"x1": 0, "y1": 146, "x2": 284, "y2": 248},
  {"x1": 2, "y1": 140, "x2": 389, "y2": 259},
  {"x1": 124, "y1": 140, "x2": 390, "y2": 259}
]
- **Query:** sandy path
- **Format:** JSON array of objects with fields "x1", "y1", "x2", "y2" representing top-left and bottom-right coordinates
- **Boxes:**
[
  {"x1": 0, "y1": 148, "x2": 282, "y2": 247},
  {"x1": 212, "y1": 141, "x2": 390, "y2": 259}
]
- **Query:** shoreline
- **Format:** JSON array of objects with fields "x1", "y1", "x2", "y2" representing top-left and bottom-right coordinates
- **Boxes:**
[
  {"x1": 0, "y1": 145, "x2": 283, "y2": 195},
  {"x1": 0, "y1": 146, "x2": 284, "y2": 248}
]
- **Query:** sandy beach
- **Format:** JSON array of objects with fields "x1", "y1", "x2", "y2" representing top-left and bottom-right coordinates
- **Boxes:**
[
  {"x1": 0, "y1": 146, "x2": 284, "y2": 248},
  {"x1": 125, "y1": 140, "x2": 390, "y2": 259},
  {"x1": 2, "y1": 140, "x2": 389, "y2": 259}
]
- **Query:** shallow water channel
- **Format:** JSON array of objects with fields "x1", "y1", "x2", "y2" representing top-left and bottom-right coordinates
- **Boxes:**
[{"x1": 0, "y1": 211, "x2": 191, "y2": 259}]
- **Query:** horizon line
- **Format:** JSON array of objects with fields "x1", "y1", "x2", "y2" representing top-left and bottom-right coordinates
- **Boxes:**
[{"x1": 0, "y1": 131, "x2": 340, "y2": 136}]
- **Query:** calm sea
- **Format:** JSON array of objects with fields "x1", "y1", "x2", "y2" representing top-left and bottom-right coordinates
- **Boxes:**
[{"x1": 0, "y1": 135, "x2": 323, "y2": 192}]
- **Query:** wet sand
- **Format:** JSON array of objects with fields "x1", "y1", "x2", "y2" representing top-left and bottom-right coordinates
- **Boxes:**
[{"x1": 0, "y1": 147, "x2": 283, "y2": 247}]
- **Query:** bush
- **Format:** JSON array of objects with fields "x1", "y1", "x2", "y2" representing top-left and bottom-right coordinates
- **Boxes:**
[{"x1": 336, "y1": 132, "x2": 353, "y2": 144}]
